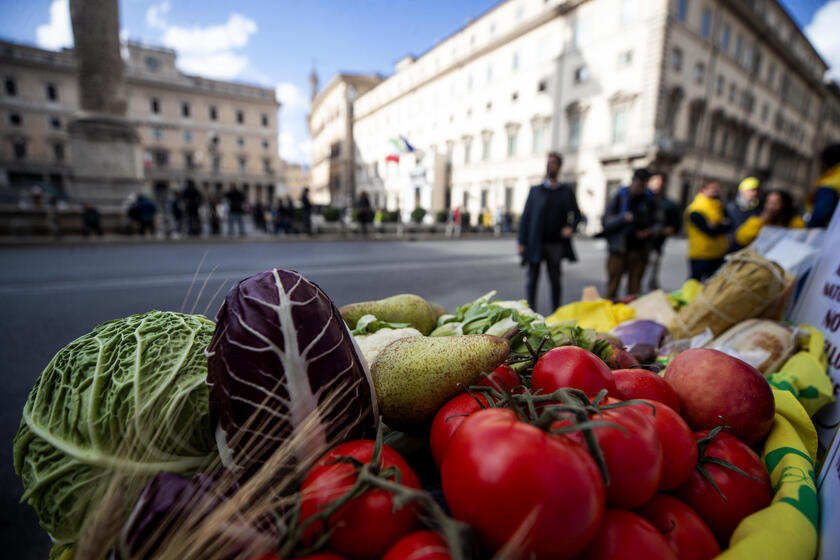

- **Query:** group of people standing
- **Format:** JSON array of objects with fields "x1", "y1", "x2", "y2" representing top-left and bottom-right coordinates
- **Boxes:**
[
  {"x1": 518, "y1": 144, "x2": 840, "y2": 312},
  {"x1": 126, "y1": 184, "x2": 314, "y2": 238}
]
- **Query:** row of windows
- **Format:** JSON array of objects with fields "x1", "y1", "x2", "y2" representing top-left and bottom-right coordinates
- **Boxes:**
[
  {"x1": 4, "y1": 77, "x2": 59, "y2": 101},
  {"x1": 149, "y1": 97, "x2": 270, "y2": 126},
  {"x1": 144, "y1": 149, "x2": 274, "y2": 175},
  {"x1": 6, "y1": 138, "x2": 65, "y2": 162},
  {"x1": 147, "y1": 127, "x2": 272, "y2": 150},
  {"x1": 6, "y1": 111, "x2": 63, "y2": 129},
  {"x1": 430, "y1": 108, "x2": 630, "y2": 167}
]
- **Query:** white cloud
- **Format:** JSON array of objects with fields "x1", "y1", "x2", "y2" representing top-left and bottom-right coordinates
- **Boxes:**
[
  {"x1": 176, "y1": 52, "x2": 251, "y2": 80},
  {"x1": 146, "y1": 1, "x2": 171, "y2": 31},
  {"x1": 806, "y1": 0, "x2": 840, "y2": 81},
  {"x1": 36, "y1": 0, "x2": 73, "y2": 51},
  {"x1": 279, "y1": 131, "x2": 312, "y2": 165},
  {"x1": 160, "y1": 14, "x2": 257, "y2": 56},
  {"x1": 275, "y1": 82, "x2": 308, "y2": 111},
  {"x1": 144, "y1": 8, "x2": 258, "y2": 80}
]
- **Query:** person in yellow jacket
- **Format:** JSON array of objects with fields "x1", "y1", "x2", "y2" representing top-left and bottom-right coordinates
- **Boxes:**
[
  {"x1": 685, "y1": 180, "x2": 732, "y2": 281},
  {"x1": 734, "y1": 189, "x2": 805, "y2": 247},
  {"x1": 807, "y1": 143, "x2": 840, "y2": 227}
]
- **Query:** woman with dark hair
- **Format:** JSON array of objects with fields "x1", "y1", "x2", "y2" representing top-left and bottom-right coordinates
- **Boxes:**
[{"x1": 733, "y1": 189, "x2": 805, "y2": 248}]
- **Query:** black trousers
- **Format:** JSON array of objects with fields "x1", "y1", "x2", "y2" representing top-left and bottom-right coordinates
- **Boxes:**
[
  {"x1": 690, "y1": 258, "x2": 724, "y2": 282},
  {"x1": 527, "y1": 243, "x2": 564, "y2": 312}
]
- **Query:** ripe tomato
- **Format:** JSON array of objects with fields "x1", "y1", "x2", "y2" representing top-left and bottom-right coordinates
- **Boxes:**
[
  {"x1": 382, "y1": 531, "x2": 450, "y2": 560},
  {"x1": 531, "y1": 346, "x2": 619, "y2": 398},
  {"x1": 441, "y1": 408, "x2": 604, "y2": 559},
  {"x1": 563, "y1": 399, "x2": 663, "y2": 508},
  {"x1": 476, "y1": 364, "x2": 522, "y2": 391},
  {"x1": 429, "y1": 392, "x2": 493, "y2": 468},
  {"x1": 674, "y1": 430, "x2": 773, "y2": 545},
  {"x1": 612, "y1": 369, "x2": 681, "y2": 413},
  {"x1": 625, "y1": 399, "x2": 697, "y2": 490},
  {"x1": 582, "y1": 509, "x2": 677, "y2": 560},
  {"x1": 299, "y1": 440, "x2": 421, "y2": 560},
  {"x1": 637, "y1": 494, "x2": 720, "y2": 560}
]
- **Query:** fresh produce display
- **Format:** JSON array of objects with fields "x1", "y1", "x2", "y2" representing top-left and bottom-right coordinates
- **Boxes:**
[
  {"x1": 370, "y1": 334, "x2": 509, "y2": 429},
  {"x1": 13, "y1": 311, "x2": 217, "y2": 551},
  {"x1": 674, "y1": 429, "x2": 773, "y2": 545},
  {"x1": 299, "y1": 440, "x2": 422, "y2": 560},
  {"x1": 206, "y1": 269, "x2": 378, "y2": 473},
  {"x1": 664, "y1": 348, "x2": 775, "y2": 446},
  {"x1": 12, "y1": 263, "x2": 835, "y2": 560},
  {"x1": 637, "y1": 494, "x2": 720, "y2": 560}
]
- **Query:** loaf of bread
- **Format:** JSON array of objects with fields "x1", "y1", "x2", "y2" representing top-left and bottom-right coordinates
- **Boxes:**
[{"x1": 708, "y1": 319, "x2": 797, "y2": 374}]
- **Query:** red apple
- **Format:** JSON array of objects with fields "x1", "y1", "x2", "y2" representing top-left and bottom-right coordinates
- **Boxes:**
[
  {"x1": 663, "y1": 349, "x2": 774, "y2": 446},
  {"x1": 613, "y1": 369, "x2": 681, "y2": 413}
]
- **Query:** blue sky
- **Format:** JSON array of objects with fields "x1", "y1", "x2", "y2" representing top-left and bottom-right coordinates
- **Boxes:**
[{"x1": 0, "y1": 0, "x2": 837, "y2": 165}]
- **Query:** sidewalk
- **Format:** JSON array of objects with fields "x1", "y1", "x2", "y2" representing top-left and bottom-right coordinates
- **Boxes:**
[{"x1": 0, "y1": 229, "x2": 519, "y2": 248}]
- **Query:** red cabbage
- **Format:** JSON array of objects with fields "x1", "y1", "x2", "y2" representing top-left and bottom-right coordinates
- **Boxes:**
[
  {"x1": 206, "y1": 269, "x2": 378, "y2": 473},
  {"x1": 611, "y1": 319, "x2": 667, "y2": 350}
]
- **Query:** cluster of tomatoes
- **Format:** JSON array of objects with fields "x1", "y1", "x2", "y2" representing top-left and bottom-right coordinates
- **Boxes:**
[{"x1": 265, "y1": 345, "x2": 774, "y2": 560}]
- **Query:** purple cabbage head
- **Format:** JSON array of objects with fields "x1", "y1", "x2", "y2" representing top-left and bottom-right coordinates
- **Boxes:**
[
  {"x1": 206, "y1": 269, "x2": 378, "y2": 473},
  {"x1": 611, "y1": 319, "x2": 668, "y2": 350},
  {"x1": 117, "y1": 471, "x2": 268, "y2": 560}
]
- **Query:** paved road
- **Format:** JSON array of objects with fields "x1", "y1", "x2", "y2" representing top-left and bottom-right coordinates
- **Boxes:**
[{"x1": 0, "y1": 236, "x2": 689, "y2": 557}]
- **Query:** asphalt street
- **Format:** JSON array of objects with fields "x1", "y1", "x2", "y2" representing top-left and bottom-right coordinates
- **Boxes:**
[{"x1": 0, "y1": 236, "x2": 688, "y2": 557}]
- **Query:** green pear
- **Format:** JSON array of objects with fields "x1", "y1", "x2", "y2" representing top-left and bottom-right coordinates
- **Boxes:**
[
  {"x1": 371, "y1": 334, "x2": 510, "y2": 430},
  {"x1": 340, "y1": 294, "x2": 437, "y2": 335},
  {"x1": 429, "y1": 302, "x2": 449, "y2": 320}
]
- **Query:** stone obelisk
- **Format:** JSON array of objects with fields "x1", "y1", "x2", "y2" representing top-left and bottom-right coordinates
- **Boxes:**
[{"x1": 66, "y1": 0, "x2": 143, "y2": 209}]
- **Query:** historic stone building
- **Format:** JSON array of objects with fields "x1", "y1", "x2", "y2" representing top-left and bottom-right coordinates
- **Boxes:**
[
  {"x1": 308, "y1": 73, "x2": 382, "y2": 206},
  {"x1": 0, "y1": 39, "x2": 282, "y2": 214},
  {"x1": 314, "y1": 0, "x2": 835, "y2": 228}
]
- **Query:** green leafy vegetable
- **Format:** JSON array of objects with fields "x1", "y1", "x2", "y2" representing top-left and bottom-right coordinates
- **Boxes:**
[
  {"x1": 433, "y1": 292, "x2": 608, "y2": 364},
  {"x1": 350, "y1": 314, "x2": 411, "y2": 335},
  {"x1": 13, "y1": 311, "x2": 217, "y2": 547}
]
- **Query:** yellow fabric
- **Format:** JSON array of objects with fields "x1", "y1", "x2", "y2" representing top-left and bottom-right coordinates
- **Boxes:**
[
  {"x1": 717, "y1": 323, "x2": 832, "y2": 560},
  {"x1": 734, "y1": 215, "x2": 806, "y2": 248},
  {"x1": 807, "y1": 163, "x2": 840, "y2": 213},
  {"x1": 739, "y1": 177, "x2": 760, "y2": 192},
  {"x1": 685, "y1": 193, "x2": 728, "y2": 259},
  {"x1": 545, "y1": 299, "x2": 635, "y2": 331},
  {"x1": 667, "y1": 279, "x2": 704, "y2": 309}
]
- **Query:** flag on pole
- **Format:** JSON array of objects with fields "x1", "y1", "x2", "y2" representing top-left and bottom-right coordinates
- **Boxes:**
[{"x1": 400, "y1": 135, "x2": 415, "y2": 152}]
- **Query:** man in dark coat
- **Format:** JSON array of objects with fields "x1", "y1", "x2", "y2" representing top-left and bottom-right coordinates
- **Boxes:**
[
  {"x1": 518, "y1": 152, "x2": 582, "y2": 312},
  {"x1": 601, "y1": 168, "x2": 660, "y2": 299}
]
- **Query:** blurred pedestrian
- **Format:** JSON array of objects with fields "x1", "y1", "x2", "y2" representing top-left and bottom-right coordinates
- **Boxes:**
[
  {"x1": 81, "y1": 203, "x2": 103, "y2": 237},
  {"x1": 601, "y1": 168, "x2": 659, "y2": 299},
  {"x1": 209, "y1": 196, "x2": 221, "y2": 235},
  {"x1": 225, "y1": 185, "x2": 245, "y2": 236},
  {"x1": 182, "y1": 180, "x2": 203, "y2": 236},
  {"x1": 170, "y1": 192, "x2": 183, "y2": 236},
  {"x1": 518, "y1": 152, "x2": 581, "y2": 312},
  {"x1": 685, "y1": 180, "x2": 731, "y2": 281},
  {"x1": 356, "y1": 190, "x2": 373, "y2": 236},
  {"x1": 133, "y1": 194, "x2": 157, "y2": 237},
  {"x1": 647, "y1": 171, "x2": 681, "y2": 291},
  {"x1": 807, "y1": 143, "x2": 840, "y2": 228},
  {"x1": 725, "y1": 176, "x2": 761, "y2": 250},
  {"x1": 733, "y1": 189, "x2": 805, "y2": 247},
  {"x1": 300, "y1": 187, "x2": 313, "y2": 234},
  {"x1": 253, "y1": 200, "x2": 268, "y2": 232}
]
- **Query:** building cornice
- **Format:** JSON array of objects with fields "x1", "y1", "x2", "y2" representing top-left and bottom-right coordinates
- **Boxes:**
[{"x1": 353, "y1": 1, "x2": 585, "y2": 122}]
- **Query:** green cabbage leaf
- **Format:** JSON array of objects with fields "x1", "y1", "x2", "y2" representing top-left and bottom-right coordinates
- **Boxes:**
[{"x1": 13, "y1": 311, "x2": 217, "y2": 546}]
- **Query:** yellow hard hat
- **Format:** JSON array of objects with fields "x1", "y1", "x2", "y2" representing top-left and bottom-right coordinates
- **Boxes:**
[{"x1": 738, "y1": 177, "x2": 759, "y2": 192}]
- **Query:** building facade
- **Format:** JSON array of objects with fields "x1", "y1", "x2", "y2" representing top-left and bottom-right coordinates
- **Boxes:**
[
  {"x1": 339, "y1": 0, "x2": 834, "y2": 229},
  {"x1": 0, "y1": 39, "x2": 282, "y2": 210},
  {"x1": 308, "y1": 73, "x2": 382, "y2": 206},
  {"x1": 280, "y1": 159, "x2": 311, "y2": 202}
]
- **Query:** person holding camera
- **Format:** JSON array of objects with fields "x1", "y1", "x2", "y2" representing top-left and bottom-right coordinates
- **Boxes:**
[{"x1": 601, "y1": 168, "x2": 661, "y2": 299}]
